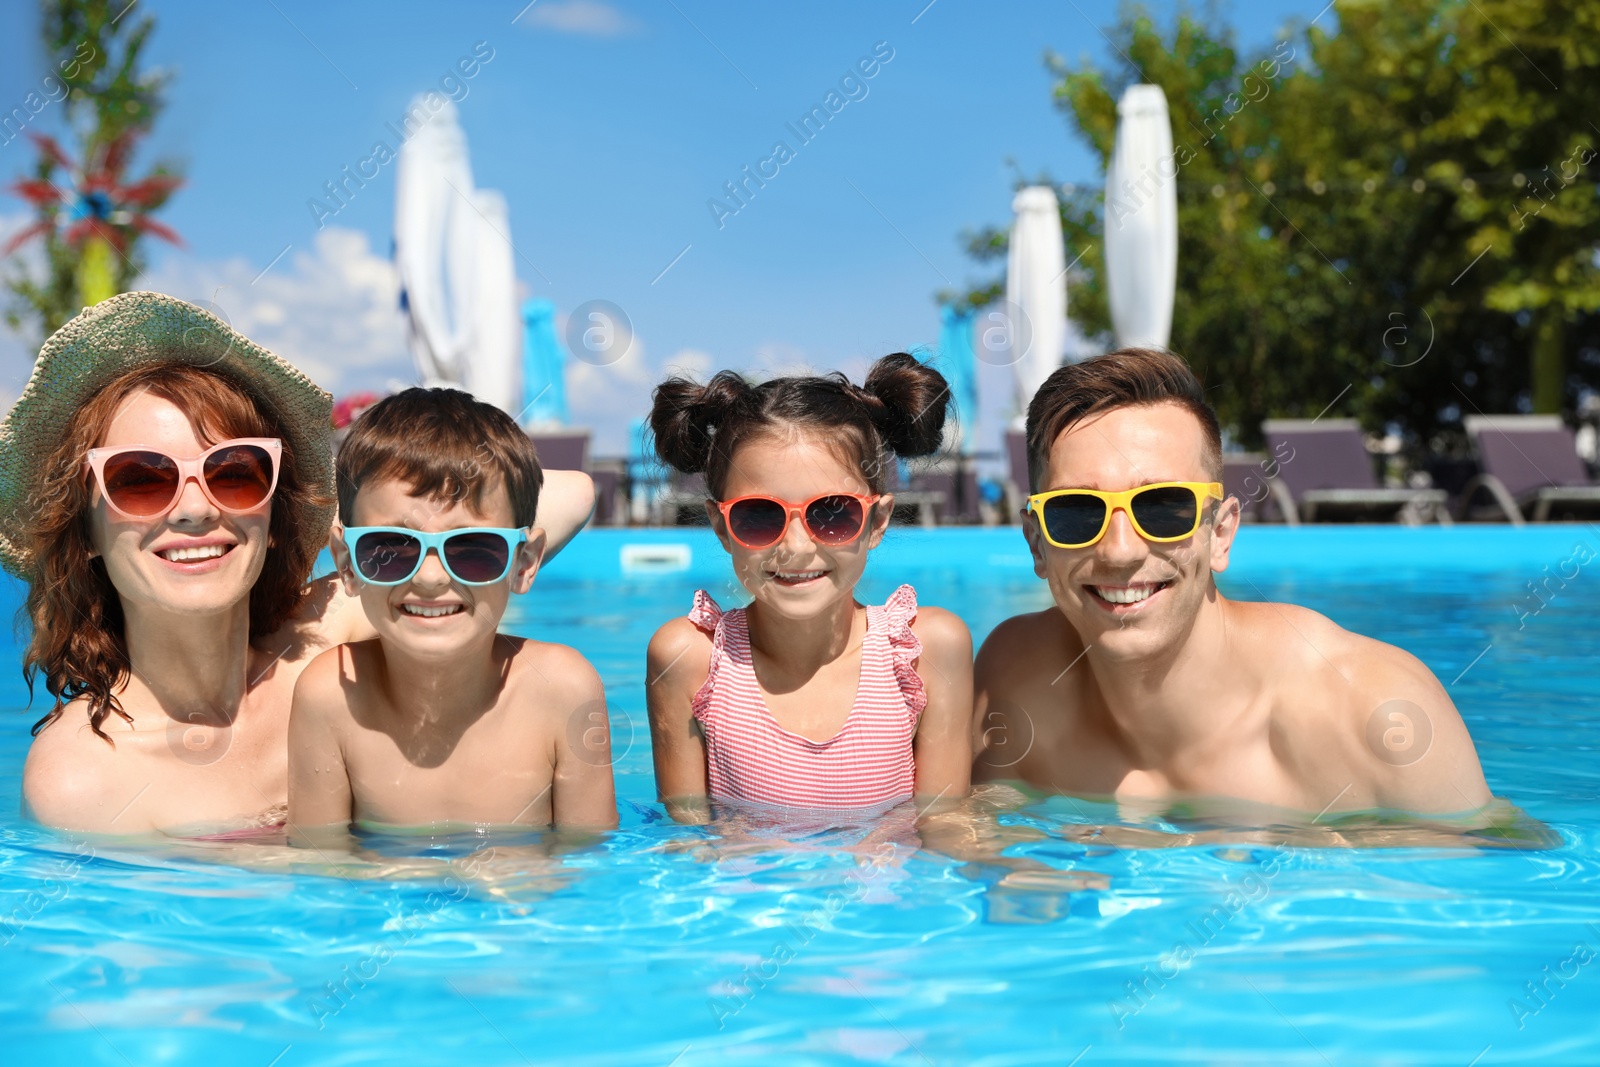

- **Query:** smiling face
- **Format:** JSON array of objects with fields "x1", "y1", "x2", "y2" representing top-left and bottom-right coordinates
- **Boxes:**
[
  {"x1": 86, "y1": 390, "x2": 272, "y2": 622},
  {"x1": 334, "y1": 475, "x2": 543, "y2": 662},
  {"x1": 1024, "y1": 401, "x2": 1240, "y2": 661},
  {"x1": 709, "y1": 427, "x2": 891, "y2": 620}
]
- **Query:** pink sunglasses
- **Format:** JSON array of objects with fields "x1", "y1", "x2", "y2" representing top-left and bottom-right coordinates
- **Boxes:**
[{"x1": 84, "y1": 438, "x2": 282, "y2": 519}]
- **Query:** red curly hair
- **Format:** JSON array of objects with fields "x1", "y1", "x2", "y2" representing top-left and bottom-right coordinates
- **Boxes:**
[{"x1": 22, "y1": 364, "x2": 328, "y2": 743}]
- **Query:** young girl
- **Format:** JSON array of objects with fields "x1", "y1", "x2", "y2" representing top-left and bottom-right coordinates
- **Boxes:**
[{"x1": 645, "y1": 353, "x2": 973, "y2": 821}]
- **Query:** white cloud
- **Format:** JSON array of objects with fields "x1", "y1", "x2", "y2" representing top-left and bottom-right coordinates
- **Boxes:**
[
  {"x1": 563, "y1": 311, "x2": 649, "y2": 454},
  {"x1": 662, "y1": 347, "x2": 713, "y2": 381},
  {"x1": 752, "y1": 341, "x2": 816, "y2": 379},
  {"x1": 750, "y1": 342, "x2": 867, "y2": 385},
  {"x1": 564, "y1": 337, "x2": 723, "y2": 455},
  {"x1": 0, "y1": 217, "x2": 794, "y2": 465},
  {"x1": 138, "y1": 227, "x2": 412, "y2": 399},
  {"x1": 0, "y1": 212, "x2": 33, "y2": 258},
  {"x1": 518, "y1": 0, "x2": 640, "y2": 37},
  {"x1": 0, "y1": 224, "x2": 410, "y2": 407}
]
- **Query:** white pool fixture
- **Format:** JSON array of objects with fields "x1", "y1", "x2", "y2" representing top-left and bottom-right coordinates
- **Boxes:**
[{"x1": 621, "y1": 543, "x2": 693, "y2": 574}]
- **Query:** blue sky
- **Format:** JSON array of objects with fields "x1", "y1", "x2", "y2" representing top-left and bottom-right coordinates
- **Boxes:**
[{"x1": 0, "y1": 0, "x2": 1328, "y2": 455}]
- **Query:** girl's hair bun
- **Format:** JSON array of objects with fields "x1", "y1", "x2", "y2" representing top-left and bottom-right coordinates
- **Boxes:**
[
  {"x1": 648, "y1": 353, "x2": 954, "y2": 497},
  {"x1": 648, "y1": 371, "x2": 757, "y2": 474},
  {"x1": 860, "y1": 352, "x2": 952, "y2": 459}
]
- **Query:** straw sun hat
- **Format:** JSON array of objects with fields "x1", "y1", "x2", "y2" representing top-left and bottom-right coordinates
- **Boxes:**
[{"x1": 0, "y1": 291, "x2": 335, "y2": 579}]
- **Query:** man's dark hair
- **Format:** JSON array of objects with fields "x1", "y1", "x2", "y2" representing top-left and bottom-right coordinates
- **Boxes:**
[{"x1": 1024, "y1": 347, "x2": 1223, "y2": 491}]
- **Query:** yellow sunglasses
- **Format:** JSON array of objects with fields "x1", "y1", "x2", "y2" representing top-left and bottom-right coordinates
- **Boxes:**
[{"x1": 1026, "y1": 481, "x2": 1224, "y2": 549}]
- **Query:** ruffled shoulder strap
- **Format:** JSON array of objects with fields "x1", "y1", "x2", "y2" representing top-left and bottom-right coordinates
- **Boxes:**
[
  {"x1": 687, "y1": 588, "x2": 724, "y2": 634},
  {"x1": 881, "y1": 584, "x2": 928, "y2": 719},
  {"x1": 687, "y1": 590, "x2": 729, "y2": 723}
]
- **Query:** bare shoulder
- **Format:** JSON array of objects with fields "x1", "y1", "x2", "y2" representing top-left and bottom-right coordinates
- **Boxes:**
[
  {"x1": 971, "y1": 609, "x2": 1080, "y2": 783},
  {"x1": 1226, "y1": 596, "x2": 1346, "y2": 652},
  {"x1": 290, "y1": 642, "x2": 363, "y2": 722},
  {"x1": 1231, "y1": 598, "x2": 1489, "y2": 813},
  {"x1": 1228, "y1": 597, "x2": 1438, "y2": 695},
  {"x1": 646, "y1": 616, "x2": 713, "y2": 698},
  {"x1": 1338, "y1": 628, "x2": 1488, "y2": 812},
  {"x1": 909, "y1": 605, "x2": 972, "y2": 659},
  {"x1": 976, "y1": 608, "x2": 1078, "y2": 679},
  {"x1": 649, "y1": 614, "x2": 710, "y2": 660},
  {"x1": 23, "y1": 706, "x2": 137, "y2": 831},
  {"x1": 1335, "y1": 626, "x2": 1446, "y2": 699},
  {"x1": 506, "y1": 637, "x2": 604, "y2": 706},
  {"x1": 297, "y1": 639, "x2": 356, "y2": 688}
]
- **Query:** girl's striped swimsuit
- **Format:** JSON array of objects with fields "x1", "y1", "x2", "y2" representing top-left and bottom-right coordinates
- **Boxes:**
[{"x1": 687, "y1": 584, "x2": 927, "y2": 809}]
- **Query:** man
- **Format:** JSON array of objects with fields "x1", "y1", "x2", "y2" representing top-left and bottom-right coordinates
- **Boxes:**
[{"x1": 972, "y1": 347, "x2": 1492, "y2": 821}]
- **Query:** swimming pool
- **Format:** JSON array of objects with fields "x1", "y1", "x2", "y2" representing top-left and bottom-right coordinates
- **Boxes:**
[{"x1": 4, "y1": 526, "x2": 1598, "y2": 1065}]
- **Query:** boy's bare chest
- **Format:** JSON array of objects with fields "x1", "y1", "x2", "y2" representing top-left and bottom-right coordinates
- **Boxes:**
[{"x1": 345, "y1": 704, "x2": 559, "y2": 827}]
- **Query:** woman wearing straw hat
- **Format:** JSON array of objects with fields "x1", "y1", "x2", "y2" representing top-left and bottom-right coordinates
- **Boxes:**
[{"x1": 1, "y1": 292, "x2": 596, "y2": 835}]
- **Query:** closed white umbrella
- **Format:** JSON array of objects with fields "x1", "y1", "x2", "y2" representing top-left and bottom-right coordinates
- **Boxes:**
[
  {"x1": 1104, "y1": 84, "x2": 1178, "y2": 350},
  {"x1": 394, "y1": 98, "x2": 473, "y2": 388},
  {"x1": 393, "y1": 98, "x2": 521, "y2": 412},
  {"x1": 1005, "y1": 184, "x2": 1067, "y2": 415},
  {"x1": 464, "y1": 188, "x2": 519, "y2": 413}
]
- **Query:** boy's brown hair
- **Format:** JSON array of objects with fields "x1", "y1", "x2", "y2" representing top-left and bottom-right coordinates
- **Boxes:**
[
  {"x1": 1024, "y1": 347, "x2": 1223, "y2": 491},
  {"x1": 337, "y1": 387, "x2": 543, "y2": 526}
]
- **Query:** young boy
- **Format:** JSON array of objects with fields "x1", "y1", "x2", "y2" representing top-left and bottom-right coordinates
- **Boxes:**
[{"x1": 288, "y1": 387, "x2": 618, "y2": 837}]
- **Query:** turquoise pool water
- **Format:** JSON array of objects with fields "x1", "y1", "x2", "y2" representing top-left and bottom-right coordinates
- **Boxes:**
[{"x1": 4, "y1": 526, "x2": 1599, "y2": 1065}]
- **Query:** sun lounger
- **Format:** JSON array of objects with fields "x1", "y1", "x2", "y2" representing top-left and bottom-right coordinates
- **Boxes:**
[
  {"x1": 528, "y1": 430, "x2": 590, "y2": 472},
  {"x1": 1005, "y1": 428, "x2": 1030, "y2": 519},
  {"x1": 657, "y1": 470, "x2": 709, "y2": 526},
  {"x1": 1460, "y1": 414, "x2": 1600, "y2": 523},
  {"x1": 589, "y1": 457, "x2": 627, "y2": 526},
  {"x1": 886, "y1": 460, "x2": 945, "y2": 529},
  {"x1": 905, "y1": 452, "x2": 978, "y2": 524},
  {"x1": 1222, "y1": 452, "x2": 1298, "y2": 524},
  {"x1": 1260, "y1": 419, "x2": 1449, "y2": 524},
  {"x1": 532, "y1": 429, "x2": 621, "y2": 521}
]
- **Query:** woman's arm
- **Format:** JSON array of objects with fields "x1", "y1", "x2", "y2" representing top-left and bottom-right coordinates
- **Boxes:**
[
  {"x1": 911, "y1": 606, "x2": 974, "y2": 809},
  {"x1": 645, "y1": 617, "x2": 713, "y2": 823}
]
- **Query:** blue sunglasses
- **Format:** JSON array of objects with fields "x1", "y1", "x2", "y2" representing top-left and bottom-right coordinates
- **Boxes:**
[{"x1": 341, "y1": 526, "x2": 528, "y2": 586}]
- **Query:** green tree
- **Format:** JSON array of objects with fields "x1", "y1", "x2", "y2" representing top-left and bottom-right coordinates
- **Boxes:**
[
  {"x1": 3, "y1": 0, "x2": 181, "y2": 340},
  {"x1": 960, "y1": 0, "x2": 1600, "y2": 450}
]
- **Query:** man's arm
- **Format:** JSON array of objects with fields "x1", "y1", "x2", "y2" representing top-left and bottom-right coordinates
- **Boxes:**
[
  {"x1": 1353, "y1": 641, "x2": 1493, "y2": 817},
  {"x1": 547, "y1": 649, "x2": 619, "y2": 831},
  {"x1": 286, "y1": 648, "x2": 355, "y2": 846},
  {"x1": 911, "y1": 606, "x2": 973, "y2": 808},
  {"x1": 971, "y1": 612, "x2": 1064, "y2": 784},
  {"x1": 537, "y1": 470, "x2": 596, "y2": 563},
  {"x1": 645, "y1": 618, "x2": 713, "y2": 823},
  {"x1": 970, "y1": 618, "x2": 1012, "y2": 782}
]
